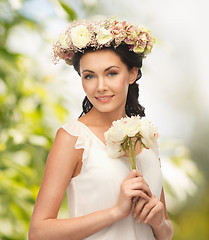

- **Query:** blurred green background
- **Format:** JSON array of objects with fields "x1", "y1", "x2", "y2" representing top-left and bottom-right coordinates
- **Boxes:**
[{"x1": 0, "y1": 0, "x2": 208, "y2": 239}]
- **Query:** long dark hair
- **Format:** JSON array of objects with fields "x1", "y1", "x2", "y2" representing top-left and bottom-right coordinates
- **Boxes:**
[{"x1": 71, "y1": 44, "x2": 145, "y2": 118}]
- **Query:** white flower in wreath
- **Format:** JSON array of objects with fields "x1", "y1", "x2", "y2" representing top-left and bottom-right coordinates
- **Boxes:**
[
  {"x1": 70, "y1": 25, "x2": 91, "y2": 49},
  {"x1": 59, "y1": 33, "x2": 68, "y2": 48},
  {"x1": 96, "y1": 27, "x2": 114, "y2": 44}
]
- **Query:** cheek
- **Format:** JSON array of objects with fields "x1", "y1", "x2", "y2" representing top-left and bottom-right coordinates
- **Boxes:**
[
  {"x1": 82, "y1": 81, "x2": 94, "y2": 96},
  {"x1": 115, "y1": 76, "x2": 129, "y2": 93}
]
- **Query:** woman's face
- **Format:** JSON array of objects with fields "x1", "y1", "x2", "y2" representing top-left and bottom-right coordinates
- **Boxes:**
[{"x1": 79, "y1": 49, "x2": 137, "y2": 116}]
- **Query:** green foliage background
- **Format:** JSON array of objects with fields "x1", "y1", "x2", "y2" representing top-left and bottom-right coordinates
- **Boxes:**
[
  {"x1": 0, "y1": 1, "x2": 69, "y2": 238},
  {"x1": 0, "y1": 0, "x2": 208, "y2": 239}
]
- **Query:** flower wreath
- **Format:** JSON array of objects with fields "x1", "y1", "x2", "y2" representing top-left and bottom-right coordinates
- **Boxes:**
[{"x1": 52, "y1": 17, "x2": 155, "y2": 65}]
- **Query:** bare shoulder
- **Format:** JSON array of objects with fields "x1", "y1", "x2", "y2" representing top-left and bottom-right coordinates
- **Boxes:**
[
  {"x1": 49, "y1": 127, "x2": 83, "y2": 163},
  {"x1": 55, "y1": 126, "x2": 79, "y2": 148}
]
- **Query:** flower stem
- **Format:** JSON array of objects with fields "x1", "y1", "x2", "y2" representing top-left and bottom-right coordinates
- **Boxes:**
[
  {"x1": 128, "y1": 150, "x2": 134, "y2": 169},
  {"x1": 133, "y1": 137, "x2": 141, "y2": 169},
  {"x1": 132, "y1": 144, "x2": 136, "y2": 170},
  {"x1": 130, "y1": 138, "x2": 136, "y2": 169}
]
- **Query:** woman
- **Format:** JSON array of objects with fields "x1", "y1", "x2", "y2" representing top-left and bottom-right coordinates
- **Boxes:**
[{"x1": 29, "y1": 17, "x2": 173, "y2": 239}]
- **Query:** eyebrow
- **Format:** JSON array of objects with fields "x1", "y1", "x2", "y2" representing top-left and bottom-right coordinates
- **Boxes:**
[{"x1": 82, "y1": 66, "x2": 120, "y2": 74}]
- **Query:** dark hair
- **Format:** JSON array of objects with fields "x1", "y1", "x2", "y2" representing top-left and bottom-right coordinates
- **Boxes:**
[{"x1": 72, "y1": 44, "x2": 145, "y2": 118}]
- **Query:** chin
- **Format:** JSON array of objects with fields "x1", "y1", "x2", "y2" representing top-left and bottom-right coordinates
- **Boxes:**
[{"x1": 94, "y1": 105, "x2": 124, "y2": 114}]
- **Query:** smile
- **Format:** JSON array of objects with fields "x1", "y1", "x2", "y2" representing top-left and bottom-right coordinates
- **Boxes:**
[{"x1": 95, "y1": 95, "x2": 114, "y2": 102}]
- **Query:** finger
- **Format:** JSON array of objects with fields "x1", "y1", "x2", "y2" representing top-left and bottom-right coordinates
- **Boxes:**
[
  {"x1": 129, "y1": 176, "x2": 145, "y2": 184},
  {"x1": 125, "y1": 170, "x2": 142, "y2": 180},
  {"x1": 131, "y1": 190, "x2": 150, "y2": 201},
  {"x1": 132, "y1": 196, "x2": 137, "y2": 203},
  {"x1": 130, "y1": 182, "x2": 152, "y2": 198},
  {"x1": 144, "y1": 201, "x2": 164, "y2": 224},
  {"x1": 133, "y1": 198, "x2": 147, "y2": 218},
  {"x1": 137, "y1": 199, "x2": 158, "y2": 223},
  {"x1": 129, "y1": 177, "x2": 152, "y2": 197}
]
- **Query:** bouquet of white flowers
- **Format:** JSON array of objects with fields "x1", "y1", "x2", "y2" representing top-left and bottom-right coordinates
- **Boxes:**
[{"x1": 104, "y1": 116, "x2": 159, "y2": 169}]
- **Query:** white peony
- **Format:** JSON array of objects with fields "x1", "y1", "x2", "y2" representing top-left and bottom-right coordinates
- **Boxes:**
[
  {"x1": 139, "y1": 119, "x2": 158, "y2": 149},
  {"x1": 70, "y1": 25, "x2": 91, "y2": 49},
  {"x1": 122, "y1": 116, "x2": 142, "y2": 137},
  {"x1": 106, "y1": 140, "x2": 124, "y2": 158},
  {"x1": 104, "y1": 117, "x2": 126, "y2": 143},
  {"x1": 96, "y1": 27, "x2": 114, "y2": 44},
  {"x1": 105, "y1": 116, "x2": 159, "y2": 160}
]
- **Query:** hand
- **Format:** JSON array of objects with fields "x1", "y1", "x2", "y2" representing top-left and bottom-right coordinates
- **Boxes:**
[
  {"x1": 114, "y1": 170, "x2": 151, "y2": 220},
  {"x1": 133, "y1": 194, "x2": 165, "y2": 228}
]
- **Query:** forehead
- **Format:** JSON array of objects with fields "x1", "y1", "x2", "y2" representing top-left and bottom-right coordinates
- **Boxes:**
[{"x1": 79, "y1": 49, "x2": 127, "y2": 71}]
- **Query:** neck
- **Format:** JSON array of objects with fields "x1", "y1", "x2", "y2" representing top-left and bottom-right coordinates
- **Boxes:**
[{"x1": 87, "y1": 107, "x2": 126, "y2": 127}]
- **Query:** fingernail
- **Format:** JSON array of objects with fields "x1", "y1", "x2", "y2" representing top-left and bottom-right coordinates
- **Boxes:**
[{"x1": 133, "y1": 213, "x2": 137, "y2": 218}]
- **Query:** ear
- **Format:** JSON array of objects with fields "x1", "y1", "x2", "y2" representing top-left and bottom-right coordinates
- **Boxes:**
[{"x1": 128, "y1": 67, "x2": 138, "y2": 84}]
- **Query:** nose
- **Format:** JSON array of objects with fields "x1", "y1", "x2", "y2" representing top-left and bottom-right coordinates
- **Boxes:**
[{"x1": 97, "y1": 76, "x2": 108, "y2": 92}]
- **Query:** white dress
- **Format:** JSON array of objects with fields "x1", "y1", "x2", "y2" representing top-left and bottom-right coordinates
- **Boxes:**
[{"x1": 61, "y1": 120, "x2": 163, "y2": 240}]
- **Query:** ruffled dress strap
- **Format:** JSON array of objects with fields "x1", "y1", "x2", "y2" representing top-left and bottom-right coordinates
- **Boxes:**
[{"x1": 60, "y1": 121, "x2": 91, "y2": 171}]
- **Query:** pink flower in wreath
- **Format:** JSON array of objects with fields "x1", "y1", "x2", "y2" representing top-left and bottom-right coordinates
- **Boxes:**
[{"x1": 111, "y1": 20, "x2": 126, "y2": 45}]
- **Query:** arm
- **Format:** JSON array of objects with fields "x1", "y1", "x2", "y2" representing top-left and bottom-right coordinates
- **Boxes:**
[
  {"x1": 29, "y1": 129, "x2": 150, "y2": 240},
  {"x1": 133, "y1": 187, "x2": 173, "y2": 240}
]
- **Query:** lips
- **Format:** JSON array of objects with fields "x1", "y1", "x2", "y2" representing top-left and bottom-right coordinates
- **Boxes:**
[{"x1": 95, "y1": 95, "x2": 114, "y2": 102}]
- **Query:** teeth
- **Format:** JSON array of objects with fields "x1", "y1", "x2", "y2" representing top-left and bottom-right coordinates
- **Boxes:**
[{"x1": 98, "y1": 97, "x2": 111, "y2": 100}]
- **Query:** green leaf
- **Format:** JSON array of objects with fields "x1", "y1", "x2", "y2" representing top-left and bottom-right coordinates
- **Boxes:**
[{"x1": 58, "y1": 0, "x2": 77, "y2": 21}]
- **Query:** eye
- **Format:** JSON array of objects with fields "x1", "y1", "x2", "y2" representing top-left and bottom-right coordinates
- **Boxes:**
[
  {"x1": 108, "y1": 72, "x2": 117, "y2": 77},
  {"x1": 84, "y1": 74, "x2": 94, "y2": 80}
]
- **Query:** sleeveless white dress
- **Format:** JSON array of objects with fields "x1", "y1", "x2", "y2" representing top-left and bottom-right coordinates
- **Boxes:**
[{"x1": 61, "y1": 120, "x2": 163, "y2": 240}]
